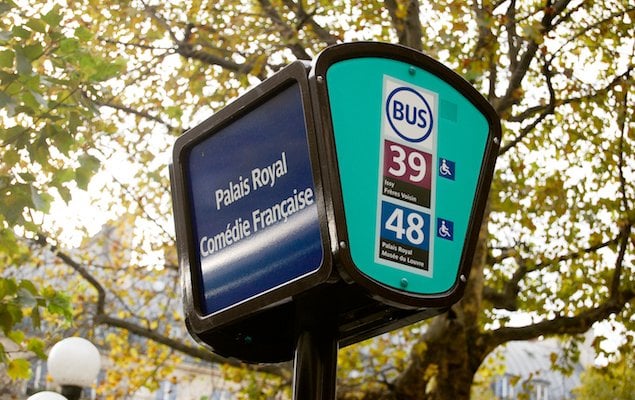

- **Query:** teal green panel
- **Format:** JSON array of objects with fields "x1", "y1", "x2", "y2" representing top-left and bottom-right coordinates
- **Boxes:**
[{"x1": 327, "y1": 57, "x2": 490, "y2": 295}]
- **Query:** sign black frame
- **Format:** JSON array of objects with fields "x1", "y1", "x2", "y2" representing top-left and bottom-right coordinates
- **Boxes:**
[
  {"x1": 170, "y1": 61, "x2": 333, "y2": 358},
  {"x1": 170, "y1": 42, "x2": 501, "y2": 365}
]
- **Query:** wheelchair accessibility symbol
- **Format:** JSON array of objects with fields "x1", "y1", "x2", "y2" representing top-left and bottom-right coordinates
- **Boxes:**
[
  {"x1": 439, "y1": 158, "x2": 455, "y2": 180},
  {"x1": 437, "y1": 218, "x2": 454, "y2": 241}
]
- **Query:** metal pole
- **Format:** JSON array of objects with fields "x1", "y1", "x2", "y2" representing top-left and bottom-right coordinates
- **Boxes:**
[{"x1": 292, "y1": 329, "x2": 338, "y2": 400}]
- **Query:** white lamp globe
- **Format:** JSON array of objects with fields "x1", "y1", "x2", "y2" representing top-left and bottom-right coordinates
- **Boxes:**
[
  {"x1": 47, "y1": 337, "x2": 101, "y2": 387},
  {"x1": 27, "y1": 391, "x2": 68, "y2": 400}
]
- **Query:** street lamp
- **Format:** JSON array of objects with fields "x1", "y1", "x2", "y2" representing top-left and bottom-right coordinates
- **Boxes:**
[
  {"x1": 27, "y1": 391, "x2": 68, "y2": 400},
  {"x1": 46, "y1": 337, "x2": 101, "y2": 400}
]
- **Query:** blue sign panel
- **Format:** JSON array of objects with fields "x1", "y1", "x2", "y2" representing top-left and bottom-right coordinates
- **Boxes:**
[{"x1": 185, "y1": 83, "x2": 324, "y2": 315}]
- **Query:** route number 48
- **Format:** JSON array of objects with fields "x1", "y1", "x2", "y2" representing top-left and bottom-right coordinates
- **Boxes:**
[{"x1": 384, "y1": 207, "x2": 426, "y2": 246}]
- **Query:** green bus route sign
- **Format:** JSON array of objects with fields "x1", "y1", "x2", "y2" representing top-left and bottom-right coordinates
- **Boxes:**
[
  {"x1": 318, "y1": 44, "x2": 501, "y2": 305},
  {"x1": 171, "y1": 42, "x2": 501, "y2": 365}
]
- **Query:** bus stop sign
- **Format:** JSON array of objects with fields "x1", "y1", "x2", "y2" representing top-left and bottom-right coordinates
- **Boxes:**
[
  {"x1": 171, "y1": 43, "x2": 500, "y2": 363},
  {"x1": 312, "y1": 42, "x2": 500, "y2": 308}
]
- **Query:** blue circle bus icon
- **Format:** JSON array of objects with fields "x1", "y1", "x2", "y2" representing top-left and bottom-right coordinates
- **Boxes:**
[{"x1": 385, "y1": 86, "x2": 434, "y2": 143}]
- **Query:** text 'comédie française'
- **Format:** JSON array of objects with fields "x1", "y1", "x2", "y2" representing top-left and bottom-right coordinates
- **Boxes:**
[{"x1": 199, "y1": 186, "x2": 315, "y2": 257}]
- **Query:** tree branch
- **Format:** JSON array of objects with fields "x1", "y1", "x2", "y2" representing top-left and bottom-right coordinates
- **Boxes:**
[
  {"x1": 139, "y1": 1, "x2": 265, "y2": 79},
  {"x1": 487, "y1": 287, "x2": 635, "y2": 349},
  {"x1": 483, "y1": 232, "x2": 624, "y2": 310},
  {"x1": 100, "y1": 37, "x2": 174, "y2": 51},
  {"x1": 546, "y1": 5, "x2": 635, "y2": 65},
  {"x1": 257, "y1": 0, "x2": 311, "y2": 60},
  {"x1": 35, "y1": 234, "x2": 106, "y2": 314},
  {"x1": 499, "y1": 3, "x2": 634, "y2": 121},
  {"x1": 174, "y1": 43, "x2": 256, "y2": 76},
  {"x1": 470, "y1": 2, "x2": 499, "y2": 98},
  {"x1": 112, "y1": 176, "x2": 176, "y2": 241},
  {"x1": 611, "y1": 74, "x2": 633, "y2": 296},
  {"x1": 488, "y1": 225, "x2": 632, "y2": 346},
  {"x1": 499, "y1": 107, "x2": 552, "y2": 155},
  {"x1": 505, "y1": 0, "x2": 519, "y2": 74},
  {"x1": 32, "y1": 234, "x2": 291, "y2": 378},
  {"x1": 383, "y1": 0, "x2": 423, "y2": 50},
  {"x1": 90, "y1": 94, "x2": 180, "y2": 133},
  {"x1": 281, "y1": 0, "x2": 339, "y2": 46},
  {"x1": 507, "y1": 66, "x2": 634, "y2": 123},
  {"x1": 499, "y1": 52, "x2": 557, "y2": 154},
  {"x1": 141, "y1": 1, "x2": 179, "y2": 43},
  {"x1": 495, "y1": 0, "x2": 572, "y2": 114},
  {"x1": 610, "y1": 225, "x2": 632, "y2": 298},
  {"x1": 616, "y1": 66, "x2": 633, "y2": 215}
]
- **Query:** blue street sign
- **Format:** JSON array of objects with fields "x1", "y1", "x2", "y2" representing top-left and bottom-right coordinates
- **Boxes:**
[
  {"x1": 171, "y1": 62, "x2": 330, "y2": 333},
  {"x1": 187, "y1": 83, "x2": 324, "y2": 315}
]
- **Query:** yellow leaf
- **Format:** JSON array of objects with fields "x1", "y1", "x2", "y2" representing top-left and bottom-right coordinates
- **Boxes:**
[{"x1": 8, "y1": 358, "x2": 31, "y2": 380}]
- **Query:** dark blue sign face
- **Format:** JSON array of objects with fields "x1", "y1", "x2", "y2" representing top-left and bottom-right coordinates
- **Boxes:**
[{"x1": 186, "y1": 84, "x2": 323, "y2": 315}]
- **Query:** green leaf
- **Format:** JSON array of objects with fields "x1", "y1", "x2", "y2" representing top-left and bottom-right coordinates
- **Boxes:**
[
  {"x1": 0, "y1": 1, "x2": 15, "y2": 15},
  {"x1": 30, "y1": 185, "x2": 51, "y2": 213},
  {"x1": 26, "y1": 18, "x2": 47, "y2": 34},
  {"x1": 58, "y1": 37, "x2": 80, "y2": 56},
  {"x1": 30, "y1": 305, "x2": 40, "y2": 330},
  {"x1": 0, "y1": 49, "x2": 14, "y2": 68},
  {"x1": 75, "y1": 26, "x2": 93, "y2": 41},
  {"x1": 7, "y1": 329, "x2": 24, "y2": 344},
  {"x1": 22, "y1": 43, "x2": 44, "y2": 61},
  {"x1": 0, "y1": 92, "x2": 14, "y2": 109},
  {"x1": 7, "y1": 358, "x2": 31, "y2": 380},
  {"x1": 18, "y1": 172, "x2": 35, "y2": 182},
  {"x1": 0, "y1": 308, "x2": 11, "y2": 335},
  {"x1": 0, "y1": 125, "x2": 22, "y2": 145},
  {"x1": 14, "y1": 48, "x2": 31, "y2": 75},
  {"x1": 91, "y1": 58, "x2": 126, "y2": 81},
  {"x1": 0, "y1": 277, "x2": 18, "y2": 299},
  {"x1": 2, "y1": 183, "x2": 31, "y2": 224},
  {"x1": 166, "y1": 105, "x2": 183, "y2": 119},
  {"x1": 28, "y1": 135, "x2": 50, "y2": 167},
  {"x1": 77, "y1": 54, "x2": 97, "y2": 78},
  {"x1": 16, "y1": 287, "x2": 37, "y2": 308},
  {"x1": 0, "y1": 342, "x2": 6, "y2": 363},
  {"x1": 11, "y1": 25, "x2": 30, "y2": 39},
  {"x1": 76, "y1": 154, "x2": 101, "y2": 190},
  {"x1": 0, "y1": 302, "x2": 23, "y2": 335},
  {"x1": 42, "y1": 6, "x2": 62, "y2": 27},
  {"x1": 43, "y1": 288, "x2": 72, "y2": 321},
  {"x1": 21, "y1": 90, "x2": 41, "y2": 111},
  {"x1": 18, "y1": 279, "x2": 38, "y2": 295},
  {"x1": 51, "y1": 125, "x2": 75, "y2": 155},
  {"x1": 53, "y1": 168, "x2": 75, "y2": 184},
  {"x1": 26, "y1": 338, "x2": 46, "y2": 359},
  {"x1": 55, "y1": 184, "x2": 72, "y2": 203}
]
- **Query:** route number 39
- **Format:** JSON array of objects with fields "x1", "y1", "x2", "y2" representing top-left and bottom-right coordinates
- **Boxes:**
[{"x1": 385, "y1": 141, "x2": 431, "y2": 186}]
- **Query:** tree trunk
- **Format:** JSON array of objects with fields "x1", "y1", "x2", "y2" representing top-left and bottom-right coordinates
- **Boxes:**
[
  {"x1": 388, "y1": 212, "x2": 492, "y2": 400},
  {"x1": 390, "y1": 316, "x2": 470, "y2": 399}
]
